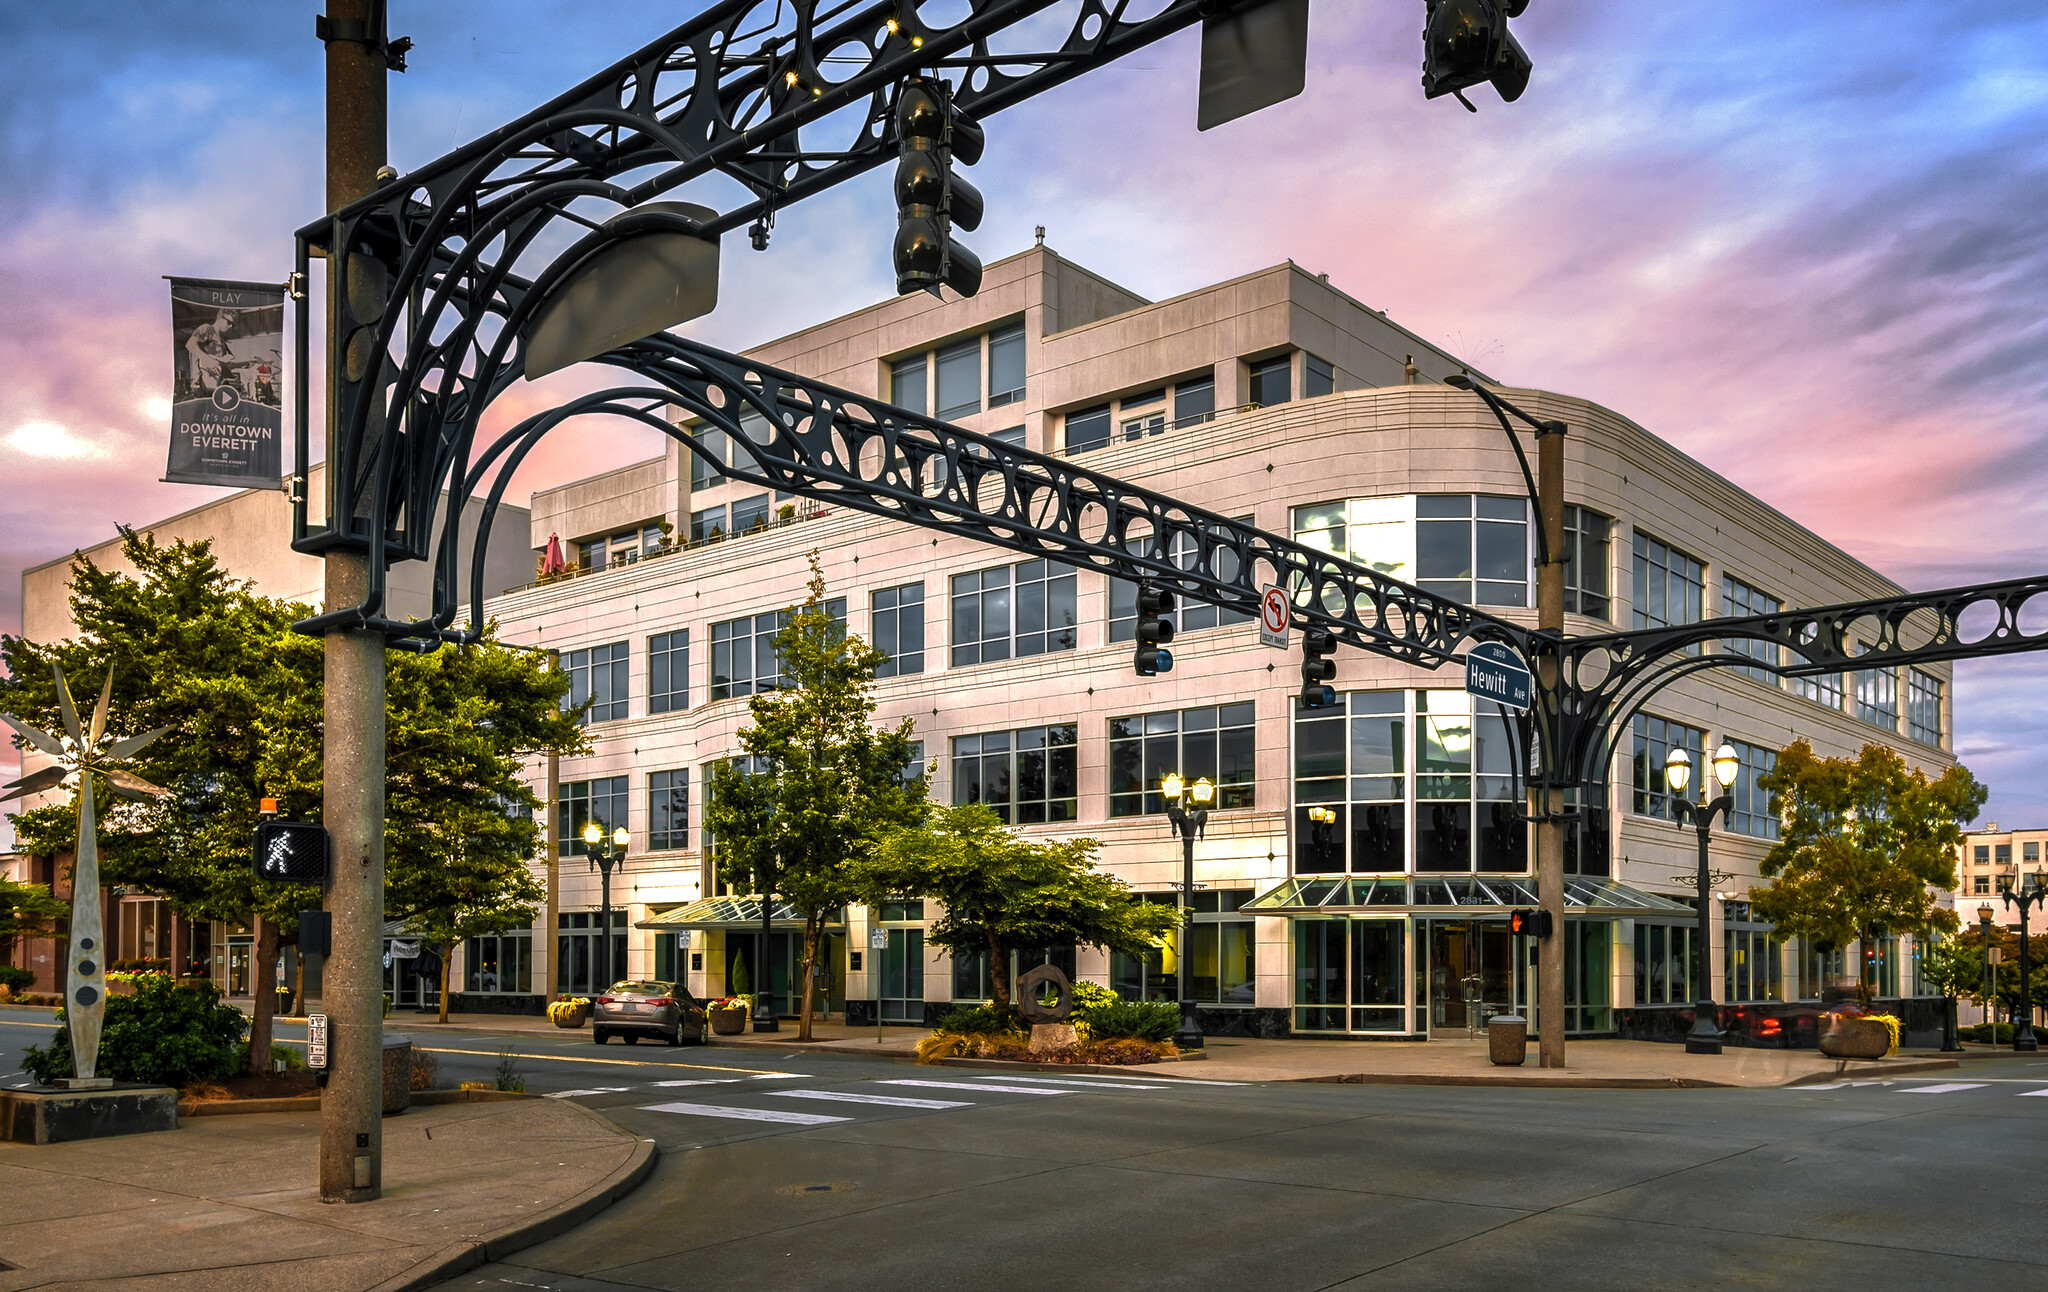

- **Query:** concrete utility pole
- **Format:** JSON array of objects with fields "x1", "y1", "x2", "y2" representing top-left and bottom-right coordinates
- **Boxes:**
[
  {"x1": 544, "y1": 650, "x2": 559, "y2": 1004},
  {"x1": 319, "y1": 0, "x2": 389, "y2": 1204},
  {"x1": 1535, "y1": 420, "x2": 1567, "y2": 1069}
]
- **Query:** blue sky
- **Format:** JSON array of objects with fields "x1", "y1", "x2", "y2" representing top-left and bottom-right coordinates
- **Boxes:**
[{"x1": 4, "y1": 2, "x2": 2047, "y2": 832}]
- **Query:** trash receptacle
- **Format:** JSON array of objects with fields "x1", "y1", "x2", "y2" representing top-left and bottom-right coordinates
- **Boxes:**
[
  {"x1": 381, "y1": 1034, "x2": 412, "y2": 1114},
  {"x1": 1487, "y1": 1014, "x2": 1527, "y2": 1066}
]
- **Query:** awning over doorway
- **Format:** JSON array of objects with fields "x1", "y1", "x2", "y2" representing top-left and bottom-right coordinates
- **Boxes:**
[
  {"x1": 1246, "y1": 875, "x2": 1694, "y2": 917},
  {"x1": 634, "y1": 897, "x2": 847, "y2": 931}
]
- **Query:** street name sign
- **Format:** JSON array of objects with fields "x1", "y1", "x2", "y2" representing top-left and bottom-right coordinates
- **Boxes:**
[
  {"x1": 1258, "y1": 584, "x2": 1290, "y2": 649},
  {"x1": 1465, "y1": 641, "x2": 1532, "y2": 711}
]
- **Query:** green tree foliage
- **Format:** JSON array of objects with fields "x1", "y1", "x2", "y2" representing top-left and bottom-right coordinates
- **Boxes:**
[
  {"x1": 22, "y1": 976, "x2": 248, "y2": 1087},
  {"x1": 1752, "y1": 740, "x2": 1987, "y2": 996},
  {"x1": 860, "y1": 802, "x2": 1181, "y2": 1008},
  {"x1": 0, "y1": 875, "x2": 66, "y2": 961},
  {"x1": 1920, "y1": 936, "x2": 1980, "y2": 1003},
  {"x1": 0, "y1": 532, "x2": 584, "y2": 1069},
  {"x1": 704, "y1": 558, "x2": 926, "y2": 1041}
]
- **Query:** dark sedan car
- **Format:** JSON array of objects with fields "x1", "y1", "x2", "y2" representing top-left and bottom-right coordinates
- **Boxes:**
[{"x1": 592, "y1": 980, "x2": 709, "y2": 1046}]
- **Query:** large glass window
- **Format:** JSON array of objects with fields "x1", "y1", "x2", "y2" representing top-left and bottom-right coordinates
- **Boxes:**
[
  {"x1": 1562, "y1": 505, "x2": 1611, "y2": 620},
  {"x1": 563, "y1": 643, "x2": 629, "y2": 724},
  {"x1": 1249, "y1": 355, "x2": 1291, "y2": 408},
  {"x1": 935, "y1": 338, "x2": 981, "y2": 420},
  {"x1": 1631, "y1": 715, "x2": 1704, "y2": 818},
  {"x1": 1108, "y1": 523, "x2": 1255, "y2": 641},
  {"x1": 1064, "y1": 403, "x2": 1111, "y2": 455},
  {"x1": 871, "y1": 582, "x2": 925, "y2": 677},
  {"x1": 557, "y1": 911, "x2": 626, "y2": 997},
  {"x1": 1725, "y1": 904, "x2": 1783, "y2": 1003},
  {"x1": 464, "y1": 929, "x2": 531, "y2": 994},
  {"x1": 649, "y1": 630, "x2": 688, "y2": 714},
  {"x1": 1304, "y1": 353, "x2": 1334, "y2": 398},
  {"x1": 1726, "y1": 739, "x2": 1779, "y2": 839},
  {"x1": 1108, "y1": 702, "x2": 1256, "y2": 817},
  {"x1": 689, "y1": 504, "x2": 727, "y2": 544},
  {"x1": 1633, "y1": 922, "x2": 1694, "y2": 1005},
  {"x1": 1719, "y1": 575, "x2": 1782, "y2": 682},
  {"x1": 649, "y1": 769, "x2": 688, "y2": 851},
  {"x1": 952, "y1": 724, "x2": 1078, "y2": 824},
  {"x1": 1294, "y1": 919, "x2": 1404, "y2": 1032},
  {"x1": 1173, "y1": 375, "x2": 1216, "y2": 428},
  {"x1": 1791, "y1": 670, "x2": 1844, "y2": 710},
  {"x1": 1119, "y1": 389, "x2": 1165, "y2": 442},
  {"x1": 988, "y1": 323, "x2": 1025, "y2": 408},
  {"x1": 890, "y1": 354, "x2": 927, "y2": 415},
  {"x1": 1906, "y1": 669, "x2": 1943, "y2": 746},
  {"x1": 1854, "y1": 664, "x2": 1899, "y2": 731},
  {"x1": 558, "y1": 777, "x2": 628, "y2": 857},
  {"x1": 689, "y1": 425, "x2": 731, "y2": 490},
  {"x1": 1632, "y1": 532, "x2": 1704, "y2": 632},
  {"x1": 711, "y1": 601, "x2": 848, "y2": 700},
  {"x1": 1416, "y1": 494, "x2": 1530, "y2": 607},
  {"x1": 949, "y1": 560, "x2": 1076, "y2": 666}
]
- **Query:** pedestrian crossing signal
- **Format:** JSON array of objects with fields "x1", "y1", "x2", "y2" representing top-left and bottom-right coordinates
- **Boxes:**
[
  {"x1": 255, "y1": 821, "x2": 330, "y2": 882},
  {"x1": 1509, "y1": 908, "x2": 1553, "y2": 939}
]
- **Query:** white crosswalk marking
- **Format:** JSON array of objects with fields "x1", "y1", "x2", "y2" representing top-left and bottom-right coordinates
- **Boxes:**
[
  {"x1": 651, "y1": 1078, "x2": 743, "y2": 1087},
  {"x1": 547, "y1": 1087, "x2": 630, "y2": 1098},
  {"x1": 2013, "y1": 1088, "x2": 2048, "y2": 1097},
  {"x1": 768, "y1": 1089, "x2": 972, "y2": 1109},
  {"x1": 639, "y1": 1101, "x2": 851, "y2": 1125},
  {"x1": 883, "y1": 1079, "x2": 1070, "y2": 1096},
  {"x1": 969, "y1": 1075, "x2": 1170, "y2": 1090},
  {"x1": 1898, "y1": 1083, "x2": 1988, "y2": 1094}
]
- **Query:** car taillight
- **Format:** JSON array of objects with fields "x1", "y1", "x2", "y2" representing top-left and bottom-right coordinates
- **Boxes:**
[
  {"x1": 646, "y1": 998, "x2": 674, "y2": 1007},
  {"x1": 1759, "y1": 1018, "x2": 1782, "y2": 1036},
  {"x1": 595, "y1": 996, "x2": 614, "y2": 1006}
]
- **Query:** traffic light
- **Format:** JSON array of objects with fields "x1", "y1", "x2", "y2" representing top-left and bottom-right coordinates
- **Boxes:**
[
  {"x1": 1134, "y1": 584, "x2": 1176, "y2": 676},
  {"x1": 1509, "y1": 908, "x2": 1553, "y2": 939},
  {"x1": 1421, "y1": 0, "x2": 1532, "y2": 109},
  {"x1": 1299, "y1": 629, "x2": 1337, "y2": 708},
  {"x1": 893, "y1": 78, "x2": 985, "y2": 298}
]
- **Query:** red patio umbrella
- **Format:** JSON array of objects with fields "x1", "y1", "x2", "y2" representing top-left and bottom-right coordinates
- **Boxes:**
[{"x1": 541, "y1": 532, "x2": 566, "y2": 575}]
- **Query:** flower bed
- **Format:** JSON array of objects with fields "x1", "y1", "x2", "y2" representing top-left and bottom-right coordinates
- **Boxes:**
[{"x1": 916, "y1": 1030, "x2": 1179, "y2": 1066}]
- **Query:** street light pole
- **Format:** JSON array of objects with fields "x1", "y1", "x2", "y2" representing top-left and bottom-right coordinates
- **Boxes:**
[
  {"x1": 1665, "y1": 744, "x2": 1739, "y2": 1056},
  {"x1": 1160, "y1": 772, "x2": 1213, "y2": 1052},
  {"x1": 2002, "y1": 872, "x2": 2043, "y2": 1053},
  {"x1": 582, "y1": 824, "x2": 629, "y2": 995},
  {"x1": 1978, "y1": 903, "x2": 1996, "y2": 1034}
]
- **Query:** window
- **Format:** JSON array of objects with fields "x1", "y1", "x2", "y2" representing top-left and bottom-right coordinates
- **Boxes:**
[
  {"x1": 578, "y1": 539, "x2": 605, "y2": 572},
  {"x1": 1562, "y1": 505, "x2": 1611, "y2": 619},
  {"x1": 730, "y1": 493, "x2": 770, "y2": 535},
  {"x1": 649, "y1": 769, "x2": 688, "y2": 851},
  {"x1": 1726, "y1": 739, "x2": 1779, "y2": 839},
  {"x1": 1119, "y1": 389, "x2": 1165, "y2": 442},
  {"x1": 1631, "y1": 715, "x2": 1704, "y2": 818},
  {"x1": 1974, "y1": 874, "x2": 1991, "y2": 895},
  {"x1": 890, "y1": 354, "x2": 927, "y2": 414},
  {"x1": 563, "y1": 643, "x2": 629, "y2": 724},
  {"x1": 1249, "y1": 355, "x2": 1291, "y2": 407},
  {"x1": 1064, "y1": 403, "x2": 1111, "y2": 455},
  {"x1": 1997, "y1": 843, "x2": 2012, "y2": 866},
  {"x1": 1109, "y1": 703, "x2": 1256, "y2": 817},
  {"x1": 1114, "y1": 890, "x2": 1255, "y2": 1005},
  {"x1": 557, "y1": 910, "x2": 626, "y2": 997},
  {"x1": 950, "y1": 560, "x2": 1076, "y2": 666},
  {"x1": 1108, "y1": 523, "x2": 1255, "y2": 641},
  {"x1": 1791, "y1": 670, "x2": 1844, "y2": 710},
  {"x1": 1907, "y1": 669, "x2": 1942, "y2": 745},
  {"x1": 1293, "y1": 690, "x2": 1521, "y2": 874},
  {"x1": 1719, "y1": 576, "x2": 1782, "y2": 682},
  {"x1": 1632, "y1": 532, "x2": 1704, "y2": 632},
  {"x1": 465, "y1": 929, "x2": 531, "y2": 994},
  {"x1": 899, "y1": 740, "x2": 927, "y2": 790},
  {"x1": 988, "y1": 425, "x2": 1025, "y2": 448},
  {"x1": 1853, "y1": 663, "x2": 1898, "y2": 730},
  {"x1": 1416, "y1": 495, "x2": 1530, "y2": 607},
  {"x1": 558, "y1": 777, "x2": 628, "y2": 857},
  {"x1": 689, "y1": 425, "x2": 732, "y2": 490},
  {"x1": 871, "y1": 583, "x2": 925, "y2": 677},
  {"x1": 710, "y1": 600, "x2": 849, "y2": 700},
  {"x1": 2027, "y1": 842, "x2": 2040, "y2": 863},
  {"x1": 1975, "y1": 845, "x2": 1990, "y2": 864},
  {"x1": 935, "y1": 338, "x2": 981, "y2": 420},
  {"x1": 1173, "y1": 375, "x2": 1216, "y2": 428},
  {"x1": 1633, "y1": 923, "x2": 1695, "y2": 1005},
  {"x1": 952, "y1": 724, "x2": 1078, "y2": 824},
  {"x1": 649, "y1": 631, "x2": 689, "y2": 714},
  {"x1": 1304, "y1": 353, "x2": 1334, "y2": 398},
  {"x1": 690, "y1": 505, "x2": 726, "y2": 544},
  {"x1": 988, "y1": 323, "x2": 1025, "y2": 407}
]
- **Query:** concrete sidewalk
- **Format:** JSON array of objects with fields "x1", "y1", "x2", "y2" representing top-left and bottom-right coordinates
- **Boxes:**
[{"x1": 0, "y1": 1097, "x2": 653, "y2": 1292}]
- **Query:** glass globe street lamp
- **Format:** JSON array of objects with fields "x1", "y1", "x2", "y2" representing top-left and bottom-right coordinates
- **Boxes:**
[
  {"x1": 1161, "y1": 773, "x2": 1215, "y2": 1051},
  {"x1": 583, "y1": 822, "x2": 630, "y2": 997},
  {"x1": 1664, "y1": 744, "x2": 1739, "y2": 1055}
]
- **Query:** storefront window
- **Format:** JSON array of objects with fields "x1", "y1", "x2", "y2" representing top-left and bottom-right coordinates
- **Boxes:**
[
  {"x1": 464, "y1": 930, "x2": 532, "y2": 993},
  {"x1": 1565, "y1": 921, "x2": 1611, "y2": 1031},
  {"x1": 1632, "y1": 922, "x2": 1694, "y2": 1005},
  {"x1": 1294, "y1": 919, "x2": 1404, "y2": 1032}
]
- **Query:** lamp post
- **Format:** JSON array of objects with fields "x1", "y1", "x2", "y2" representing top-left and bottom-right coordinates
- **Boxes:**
[
  {"x1": 581, "y1": 822, "x2": 629, "y2": 995},
  {"x1": 1978, "y1": 902, "x2": 1996, "y2": 1034},
  {"x1": 2002, "y1": 869, "x2": 2044, "y2": 1052},
  {"x1": 1160, "y1": 772, "x2": 1214, "y2": 1051},
  {"x1": 1665, "y1": 744, "x2": 1739, "y2": 1055}
]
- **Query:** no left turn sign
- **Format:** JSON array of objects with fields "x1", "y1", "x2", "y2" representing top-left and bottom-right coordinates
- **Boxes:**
[{"x1": 1258, "y1": 584, "x2": 1290, "y2": 649}]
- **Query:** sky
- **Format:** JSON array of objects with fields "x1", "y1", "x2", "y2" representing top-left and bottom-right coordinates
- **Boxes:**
[{"x1": 3, "y1": 2, "x2": 2047, "y2": 833}]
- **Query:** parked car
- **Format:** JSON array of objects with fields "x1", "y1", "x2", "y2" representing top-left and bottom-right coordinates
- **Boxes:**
[{"x1": 592, "y1": 980, "x2": 708, "y2": 1046}]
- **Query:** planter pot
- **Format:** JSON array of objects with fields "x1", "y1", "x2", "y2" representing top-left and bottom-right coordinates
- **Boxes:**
[
  {"x1": 710, "y1": 1008, "x2": 748, "y2": 1036},
  {"x1": 1819, "y1": 1014, "x2": 1891, "y2": 1059},
  {"x1": 550, "y1": 1006, "x2": 589, "y2": 1029}
]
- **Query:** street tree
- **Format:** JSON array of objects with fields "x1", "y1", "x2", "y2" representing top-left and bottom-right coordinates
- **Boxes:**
[
  {"x1": 858, "y1": 802, "x2": 1182, "y2": 1009},
  {"x1": 704, "y1": 558, "x2": 925, "y2": 1041},
  {"x1": 0, "y1": 875, "x2": 67, "y2": 982},
  {"x1": 1, "y1": 532, "x2": 583, "y2": 1070},
  {"x1": 1919, "y1": 935, "x2": 1982, "y2": 1045},
  {"x1": 1752, "y1": 740, "x2": 1987, "y2": 999}
]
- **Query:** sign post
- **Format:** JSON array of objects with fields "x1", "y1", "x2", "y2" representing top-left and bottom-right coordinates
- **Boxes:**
[
  {"x1": 1258, "y1": 584, "x2": 1291, "y2": 650},
  {"x1": 870, "y1": 926, "x2": 888, "y2": 1043},
  {"x1": 1465, "y1": 642, "x2": 1533, "y2": 712}
]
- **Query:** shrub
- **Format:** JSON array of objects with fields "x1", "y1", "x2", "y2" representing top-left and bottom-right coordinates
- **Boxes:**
[
  {"x1": 22, "y1": 977, "x2": 248, "y2": 1087},
  {"x1": 410, "y1": 1049, "x2": 439, "y2": 1091},
  {"x1": 937, "y1": 1002, "x2": 1023, "y2": 1036},
  {"x1": 493, "y1": 1050, "x2": 526, "y2": 1093},
  {"x1": 0, "y1": 965, "x2": 34, "y2": 994},
  {"x1": 1069, "y1": 980, "x2": 1118, "y2": 1012},
  {"x1": 249, "y1": 1041, "x2": 307, "y2": 1072},
  {"x1": 1076, "y1": 997, "x2": 1179, "y2": 1043}
]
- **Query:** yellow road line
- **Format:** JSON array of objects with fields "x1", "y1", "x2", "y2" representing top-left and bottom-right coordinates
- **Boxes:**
[{"x1": 0, "y1": 1020, "x2": 60, "y2": 1029}]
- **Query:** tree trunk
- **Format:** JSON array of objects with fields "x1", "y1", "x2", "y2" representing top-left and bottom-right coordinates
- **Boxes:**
[
  {"x1": 989, "y1": 932, "x2": 1010, "y2": 1008},
  {"x1": 247, "y1": 914, "x2": 277, "y2": 1076},
  {"x1": 798, "y1": 917, "x2": 821, "y2": 1043},
  {"x1": 438, "y1": 941, "x2": 454, "y2": 1024}
]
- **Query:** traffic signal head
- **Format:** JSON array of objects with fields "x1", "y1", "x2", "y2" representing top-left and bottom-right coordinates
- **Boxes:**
[
  {"x1": 1299, "y1": 628, "x2": 1337, "y2": 708},
  {"x1": 893, "y1": 79, "x2": 984, "y2": 299},
  {"x1": 254, "y1": 820, "x2": 330, "y2": 883},
  {"x1": 1509, "y1": 908, "x2": 1553, "y2": 938},
  {"x1": 1421, "y1": 0, "x2": 1532, "y2": 108},
  {"x1": 1133, "y1": 584, "x2": 1177, "y2": 676}
]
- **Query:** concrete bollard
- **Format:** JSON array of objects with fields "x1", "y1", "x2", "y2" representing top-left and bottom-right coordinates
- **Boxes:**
[
  {"x1": 380, "y1": 1035, "x2": 412, "y2": 1114},
  {"x1": 1487, "y1": 1014, "x2": 1528, "y2": 1066}
]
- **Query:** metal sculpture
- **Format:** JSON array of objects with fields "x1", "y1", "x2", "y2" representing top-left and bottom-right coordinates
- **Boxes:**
[
  {"x1": 0, "y1": 666, "x2": 171, "y2": 1084},
  {"x1": 1017, "y1": 964, "x2": 1074, "y2": 1025}
]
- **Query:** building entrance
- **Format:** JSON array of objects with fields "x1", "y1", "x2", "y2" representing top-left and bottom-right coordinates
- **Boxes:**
[{"x1": 1424, "y1": 918, "x2": 1526, "y2": 1036}]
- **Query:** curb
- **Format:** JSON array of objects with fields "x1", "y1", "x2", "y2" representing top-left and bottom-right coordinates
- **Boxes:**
[
  {"x1": 365, "y1": 1100, "x2": 659, "y2": 1292},
  {"x1": 936, "y1": 1055, "x2": 1208, "y2": 1077},
  {"x1": 178, "y1": 1087, "x2": 536, "y2": 1117},
  {"x1": 1290, "y1": 1072, "x2": 1737, "y2": 1089}
]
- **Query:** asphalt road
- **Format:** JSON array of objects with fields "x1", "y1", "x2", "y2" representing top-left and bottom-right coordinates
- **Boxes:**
[{"x1": 8, "y1": 1011, "x2": 2047, "y2": 1291}]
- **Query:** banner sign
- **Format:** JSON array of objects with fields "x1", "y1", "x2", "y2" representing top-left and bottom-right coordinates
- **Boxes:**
[{"x1": 164, "y1": 277, "x2": 285, "y2": 489}]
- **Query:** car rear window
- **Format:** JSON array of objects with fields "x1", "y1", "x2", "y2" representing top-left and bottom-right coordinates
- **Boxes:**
[{"x1": 609, "y1": 982, "x2": 671, "y2": 996}]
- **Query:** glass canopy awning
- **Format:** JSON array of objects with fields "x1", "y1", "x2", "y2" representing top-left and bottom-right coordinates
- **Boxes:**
[
  {"x1": 1245, "y1": 876, "x2": 1695, "y2": 916},
  {"x1": 635, "y1": 897, "x2": 846, "y2": 931}
]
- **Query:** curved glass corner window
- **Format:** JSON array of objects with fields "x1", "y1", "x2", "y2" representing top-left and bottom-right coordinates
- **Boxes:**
[{"x1": 1292, "y1": 495, "x2": 1530, "y2": 607}]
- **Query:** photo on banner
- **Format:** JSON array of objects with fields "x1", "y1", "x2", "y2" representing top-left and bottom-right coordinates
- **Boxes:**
[{"x1": 164, "y1": 276, "x2": 286, "y2": 489}]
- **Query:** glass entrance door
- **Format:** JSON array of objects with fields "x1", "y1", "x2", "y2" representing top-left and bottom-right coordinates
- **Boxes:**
[{"x1": 1426, "y1": 918, "x2": 1523, "y2": 1036}]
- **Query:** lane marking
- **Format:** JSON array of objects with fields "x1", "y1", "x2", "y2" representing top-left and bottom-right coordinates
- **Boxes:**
[
  {"x1": 411, "y1": 1047, "x2": 797, "y2": 1075},
  {"x1": 652, "y1": 1078, "x2": 744, "y2": 1087},
  {"x1": 546, "y1": 1087, "x2": 631, "y2": 1098},
  {"x1": 883, "y1": 1079, "x2": 1068, "y2": 1096},
  {"x1": 639, "y1": 1101, "x2": 850, "y2": 1125},
  {"x1": 0, "y1": 1020, "x2": 61, "y2": 1029},
  {"x1": 968, "y1": 1075, "x2": 1169, "y2": 1090},
  {"x1": 768, "y1": 1088, "x2": 972, "y2": 1109},
  {"x1": 1897, "y1": 1083, "x2": 1988, "y2": 1095},
  {"x1": 2014, "y1": 1088, "x2": 2048, "y2": 1097}
]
